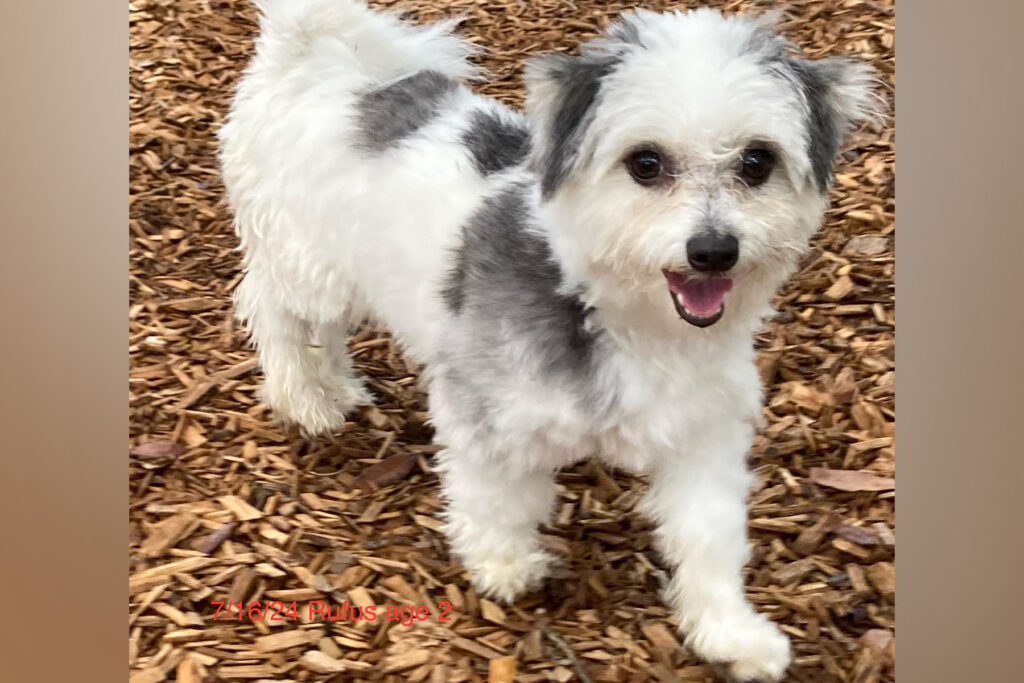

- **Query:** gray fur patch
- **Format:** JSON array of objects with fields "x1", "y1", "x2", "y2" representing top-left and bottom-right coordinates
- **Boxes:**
[
  {"x1": 772, "y1": 59, "x2": 841, "y2": 192},
  {"x1": 356, "y1": 70, "x2": 456, "y2": 152},
  {"x1": 742, "y1": 22, "x2": 790, "y2": 60},
  {"x1": 442, "y1": 186, "x2": 598, "y2": 382},
  {"x1": 536, "y1": 56, "x2": 620, "y2": 198},
  {"x1": 605, "y1": 14, "x2": 646, "y2": 49},
  {"x1": 461, "y1": 110, "x2": 530, "y2": 177}
]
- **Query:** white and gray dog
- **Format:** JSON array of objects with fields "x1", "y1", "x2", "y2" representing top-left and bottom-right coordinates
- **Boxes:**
[{"x1": 220, "y1": 0, "x2": 880, "y2": 679}]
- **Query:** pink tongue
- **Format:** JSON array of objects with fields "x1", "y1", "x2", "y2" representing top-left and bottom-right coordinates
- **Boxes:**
[{"x1": 667, "y1": 275, "x2": 733, "y2": 317}]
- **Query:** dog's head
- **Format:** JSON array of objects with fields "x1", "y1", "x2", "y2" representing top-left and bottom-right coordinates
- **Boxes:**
[{"x1": 525, "y1": 8, "x2": 882, "y2": 329}]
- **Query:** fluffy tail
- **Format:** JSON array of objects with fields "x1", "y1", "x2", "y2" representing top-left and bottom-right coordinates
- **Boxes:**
[{"x1": 252, "y1": 0, "x2": 480, "y2": 83}]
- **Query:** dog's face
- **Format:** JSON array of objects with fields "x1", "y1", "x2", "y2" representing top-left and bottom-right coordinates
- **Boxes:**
[{"x1": 526, "y1": 9, "x2": 880, "y2": 328}]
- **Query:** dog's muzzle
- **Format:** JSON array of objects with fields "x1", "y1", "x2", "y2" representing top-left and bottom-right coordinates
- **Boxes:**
[{"x1": 663, "y1": 234, "x2": 738, "y2": 327}]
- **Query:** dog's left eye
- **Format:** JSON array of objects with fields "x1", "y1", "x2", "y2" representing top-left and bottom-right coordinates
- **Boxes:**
[
  {"x1": 625, "y1": 149, "x2": 665, "y2": 185},
  {"x1": 739, "y1": 147, "x2": 776, "y2": 186}
]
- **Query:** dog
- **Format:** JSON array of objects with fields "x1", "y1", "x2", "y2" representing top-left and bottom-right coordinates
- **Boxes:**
[{"x1": 219, "y1": 1, "x2": 880, "y2": 679}]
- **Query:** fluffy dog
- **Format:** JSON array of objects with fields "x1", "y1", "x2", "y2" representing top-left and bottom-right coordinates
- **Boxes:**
[{"x1": 219, "y1": 1, "x2": 879, "y2": 679}]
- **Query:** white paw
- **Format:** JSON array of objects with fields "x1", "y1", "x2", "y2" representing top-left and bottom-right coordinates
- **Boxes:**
[
  {"x1": 684, "y1": 611, "x2": 791, "y2": 682},
  {"x1": 467, "y1": 551, "x2": 553, "y2": 604},
  {"x1": 261, "y1": 378, "x2": 370, "y2": 436}
]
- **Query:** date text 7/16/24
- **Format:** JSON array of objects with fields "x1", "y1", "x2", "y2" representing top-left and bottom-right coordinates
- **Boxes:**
[{"x1": 211, "y1": 600, "x2": 454, "y2": 626}]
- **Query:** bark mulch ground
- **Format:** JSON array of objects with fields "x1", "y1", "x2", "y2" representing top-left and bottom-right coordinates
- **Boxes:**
[{"x1": 129, "y1": 1, "x2": 895, "y2": 681}]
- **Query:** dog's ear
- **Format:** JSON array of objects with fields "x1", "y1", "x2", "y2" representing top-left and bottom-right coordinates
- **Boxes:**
[
  {"x1": 785, "y1": 55, "x2": 885, "y2": 189},
  {"x1": 748, "y1": 9, "x2": 885, "y2": 189},
  {"x1": 802, "y1": 56, "x2": 885, "y2": 135},
  {"x1": 524, "y1": 53, "x2": 619, "y2": 199}
]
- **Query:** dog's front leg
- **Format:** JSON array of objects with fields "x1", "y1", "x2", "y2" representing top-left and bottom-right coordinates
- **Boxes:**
[
  {"x1": 641, "y1": 422, "x2": 791, "y2": 682},
  {"x1": 437, "y1": 449, "x2": 556, "y2": 603}
]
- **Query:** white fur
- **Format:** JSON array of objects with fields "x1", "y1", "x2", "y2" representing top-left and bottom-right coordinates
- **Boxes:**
[{"x1": 219, "y1": 2, "x2": 877, "y2": 680}]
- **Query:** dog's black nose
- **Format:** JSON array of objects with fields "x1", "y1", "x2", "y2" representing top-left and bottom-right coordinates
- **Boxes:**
[{"x1": 687, "y1": 234, "x2": 739, "y2": 272}]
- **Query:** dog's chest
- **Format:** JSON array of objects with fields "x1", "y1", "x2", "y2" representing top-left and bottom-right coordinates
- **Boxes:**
[
  {"x1": 591, "y1": 351, "x2": 758, "y2": 471},
  {"x1": 494, "y1": 347, "x2": 762, "y2": 472}
]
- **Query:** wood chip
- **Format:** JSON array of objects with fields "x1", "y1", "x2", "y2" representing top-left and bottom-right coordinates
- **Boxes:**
[
  {"x1": 176, "y1": 657, "x2": 201, "y2": 683},
  {"x1": 641, "y1": 622, "x2": 680, "y2": 657},
  {"x1": 383, "y1": 649, "x2": 432, "y2": 673},
  {"x1": 129, "y1": 668, "x2": 166, "y2": 683},
  {"x1": 824, "y1": 275, "x2": 855, "y2": 302},
  {"x1": 130, "y1": 557, "x2": 217, "y2": 594},
  {"x1": 218, "y1": 495, "x2": 264, "y2": 521},
  {"x1": 255, "y1": 629, "x2": 318, "y2": 653},
  {"x1": 451, "y1": 637, "x2": 505, "y2": 660},
  {"x1": 217, "y1": 664, "x2": 279, "y2": 679},
  {"x1": 809, "y1": 468, "x2": 895, "y2": 492},
  {"x1": 480, "y1": 599, "x2": 507, "y2": 625},
  {"x1": 299, "y1": 650, "x2": 370, "y2": 673},
  {"x1": 488, "y1": 656, "x2": 517, "y2": 683},
  {"x1": 773, "y1": 557, "x2": 816, "y2": 585},
  {"x1": 862, "y1": 629, "x2": 894, "y2": 653},
  {"x1": 847, "y1": 563, "x2": 873, "y2": 597},
  {"x1": 131, "y1": 440, "x2": 185, "y2": 460},
  {"x1": 140, "y1": 512, "x2": 200, "y2": 557},
  {"x1": 844, "y1": 235, "x2": 889, "y2": 256},
  {"x1": 867, "y1": 561, "x2": 896, "y2": 600},
  {"x1": 793, "y1": 512, "x2": 841, "y2": 555}
]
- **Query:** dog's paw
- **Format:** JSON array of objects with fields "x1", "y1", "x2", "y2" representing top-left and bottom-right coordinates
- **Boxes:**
[
  {"x1": 261, "y1": 379, "x2": 371, "y2": 436},
  {"x1": 685, "y1": 611, "x2": 791, "y2": 683},
  {"x1": 468, "y1": 551, "x2": 553, "y2": 604}
]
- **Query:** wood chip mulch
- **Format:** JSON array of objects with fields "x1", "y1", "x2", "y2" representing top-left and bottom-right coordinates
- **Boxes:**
[{"x1": 129, "y1": 1, "x2": 895, "y2": 681}]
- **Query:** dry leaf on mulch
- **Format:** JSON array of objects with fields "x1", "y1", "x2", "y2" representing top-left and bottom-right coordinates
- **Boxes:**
[{"x1": 810, "y1": 467, "x2": 896, "y2": 492}]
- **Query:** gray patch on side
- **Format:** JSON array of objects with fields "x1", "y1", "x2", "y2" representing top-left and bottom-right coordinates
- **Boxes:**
[
  {"x1": 442, "y1": 234, "x2": 470, "y2": 314},
  {"x1": 356, "y1": 70, "x2": 456, "y2": 152},
  {"x1": 461, "y1": 110, "x2": 530, "y2": 177},
  {"x1": 441, "y1": 186, "x2": 599, "y2": 383},
  {"x1": 536, "y1": 56, "x2": 620, "y2": 198},
  {"x1": 771, "y1": 59, "x2": 841, "y2": 192}
]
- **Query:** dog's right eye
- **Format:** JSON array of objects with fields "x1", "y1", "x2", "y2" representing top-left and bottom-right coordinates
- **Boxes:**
[
  {"x1": 625, "y1": 149, "x2": 664, "y2": 185},
  {"x1": 739, "y1": 147, "x2": 776, "y2": 187}
]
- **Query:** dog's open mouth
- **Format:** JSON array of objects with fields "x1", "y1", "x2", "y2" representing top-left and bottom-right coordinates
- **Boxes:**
[{"x1": 663, "y1": 271, "x2": 733, "y2": 327}]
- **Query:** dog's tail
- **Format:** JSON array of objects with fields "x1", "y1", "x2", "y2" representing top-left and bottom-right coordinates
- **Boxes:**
[{"x1": 251, "y1": 0, "x2": 480, "y2": 84}]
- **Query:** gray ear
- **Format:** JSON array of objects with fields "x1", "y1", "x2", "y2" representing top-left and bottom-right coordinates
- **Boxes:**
[
  {"x1": 524, "y1": 54, "x2": 620, "y2": 199},
  {"x1": 784, "y1": 56, "x2": 884, "y2": 191}
]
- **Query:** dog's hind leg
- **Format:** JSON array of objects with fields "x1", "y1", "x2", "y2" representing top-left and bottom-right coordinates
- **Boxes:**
[{"x1": 234, "y1": 273, "x2": 372, "y2": 436}]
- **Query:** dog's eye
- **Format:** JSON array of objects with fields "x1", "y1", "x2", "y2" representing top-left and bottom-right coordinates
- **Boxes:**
[
  {"x1": 625, "y1": 149, "x2": 664, "y2": 185},
  {"x1": 739, "y1": 147, "x2": 776, "y2": 186}
]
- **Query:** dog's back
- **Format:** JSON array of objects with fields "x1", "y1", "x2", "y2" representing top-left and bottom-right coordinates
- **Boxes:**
[
  {"x1": 218, "y1": 0, "x2": 506, "y2": 431},
  {"x1": 219, "y1": 1, "x2": 531, "y2": 434}
]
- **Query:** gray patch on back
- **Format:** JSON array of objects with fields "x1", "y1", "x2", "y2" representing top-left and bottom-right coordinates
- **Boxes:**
[
  {"x1": 741, "y1": 21, "x2": 791, "y2": 61},
  {"x1": 534, "y1": 55, "x2": 620, "y2": 198},
  {"x1": 461, "y1": 110, "x2": 530, "y2": 177},
  {"x1": 604, "y1": 14, "x2": 646, "y2": 48},
  {"x1": 356, "y1": 70, "x2": 456, "y2": 152},
  {"x1": 441, "y1": 185, "x2": 599, "y2": 384}
]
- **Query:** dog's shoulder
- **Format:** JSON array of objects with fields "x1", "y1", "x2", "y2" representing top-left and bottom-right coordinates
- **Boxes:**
[{"x1": 442, "y1": 184, "x2": 599, "y2": 383}]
